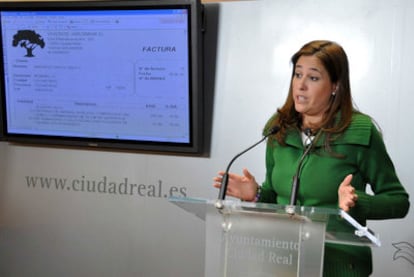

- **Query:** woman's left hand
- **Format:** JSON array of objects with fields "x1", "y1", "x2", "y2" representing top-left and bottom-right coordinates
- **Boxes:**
[{"x1": 338, "y1": 174, "x2": 358, "y2": 212}]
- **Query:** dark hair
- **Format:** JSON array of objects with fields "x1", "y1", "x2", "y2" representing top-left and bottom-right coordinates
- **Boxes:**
[{"x1": 265, "y1": 40, "x2": 355, "y2": 147}]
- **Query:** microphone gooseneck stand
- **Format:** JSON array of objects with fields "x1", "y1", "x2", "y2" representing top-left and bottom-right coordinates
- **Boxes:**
[{"x1": 215, "y1": 126, "x2": 280, "y2": 209}]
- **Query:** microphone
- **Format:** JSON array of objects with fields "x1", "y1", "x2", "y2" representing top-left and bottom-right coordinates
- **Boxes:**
[
  {"x1": 287, "y1": 128, "x2": 316, "y2": 214},
  {"x1": 216, "y1": 126, "x2": 280, "y2": 207}
]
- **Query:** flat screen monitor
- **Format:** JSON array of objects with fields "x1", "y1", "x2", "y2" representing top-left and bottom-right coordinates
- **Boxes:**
[{"x1": 0, "y1": 0, "x2": 205, "y2": 155}]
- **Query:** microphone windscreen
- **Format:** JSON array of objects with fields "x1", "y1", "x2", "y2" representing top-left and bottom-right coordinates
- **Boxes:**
[{"x1": 266, "y1": 126, "x2": 280, "y2": 136}]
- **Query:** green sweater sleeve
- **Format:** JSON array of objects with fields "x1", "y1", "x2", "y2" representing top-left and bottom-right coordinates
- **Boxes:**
[{"x1": 350, "y1": 124, "x2": 410, "y2": 220}]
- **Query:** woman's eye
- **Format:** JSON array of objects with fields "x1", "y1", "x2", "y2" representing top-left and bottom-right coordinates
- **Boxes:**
[
  {"x1": 294, "y1": 72, "x2": 302, "y2": 78},
  {"x1": 310, "y1": 76, "x2": 320, "y2": 81}
]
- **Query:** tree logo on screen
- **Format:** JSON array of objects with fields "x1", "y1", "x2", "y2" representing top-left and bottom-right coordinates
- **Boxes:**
[
  {"x1": 392, "y1": 241, "x2": 414, "y2": 265},
  {"x1": 12, "y1": 30, "x2": 45, "y2": 57}
]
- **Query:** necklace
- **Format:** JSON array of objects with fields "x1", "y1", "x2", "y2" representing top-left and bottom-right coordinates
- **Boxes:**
[{"x1": 301, "y1": 128, "x2": 316, "y2": 146}]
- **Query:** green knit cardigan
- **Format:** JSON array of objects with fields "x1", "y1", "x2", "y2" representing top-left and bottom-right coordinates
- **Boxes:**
[{"x1": 259, "y1": 112, "x2": 410, "y2": 276}]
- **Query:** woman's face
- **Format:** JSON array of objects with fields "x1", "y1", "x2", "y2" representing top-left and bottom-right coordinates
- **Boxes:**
[{"x1": 292, "y1": 55, "x2": 336, "y2": 126}]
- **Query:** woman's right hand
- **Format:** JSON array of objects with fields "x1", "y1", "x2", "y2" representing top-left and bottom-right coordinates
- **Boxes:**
[{"x1": 213, "y1": 168, "x2": 259, "y2": 201}]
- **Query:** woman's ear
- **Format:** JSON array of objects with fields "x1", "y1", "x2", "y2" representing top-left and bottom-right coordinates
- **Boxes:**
[{"x1": 332, "y1": 83, "x2": 339, "y2": 94}]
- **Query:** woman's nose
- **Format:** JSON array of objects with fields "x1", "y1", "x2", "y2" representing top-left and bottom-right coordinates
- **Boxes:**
[{"x1": 297, "y1": 78, "x2": 306, "y2": 90}]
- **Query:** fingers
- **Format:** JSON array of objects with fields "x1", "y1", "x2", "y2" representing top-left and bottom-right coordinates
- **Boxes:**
[
  {"x1": 338, "y1": 174, "x2": 358, "y2": 212},
  {"x1": 212, "y1": 171, "x2": 235, "y2": 190},
  {"x1": 211, "y1": 169, "x2": 257, "y2": 201},
  {"x1": 341, "y1": 174, "x2": 353, "y2": 187},
  {"x1": 242, "y1": 168, "x2": 255, "y2": 181},
  {"x1": 213, "y1": 170, "x2": 247, "y2": 184},
  {"x1": 341, "y1": 198, "x2": 358, "y2": 212},
  {"x1": 342, "y1": 194, "x2": 358, "y2": 209},
  {"x1": 212, "y1": 170, "x2": 225, "y2": 182},
  {"x1": 212, "y1": 173, "x2": 223, "y2": 189}
]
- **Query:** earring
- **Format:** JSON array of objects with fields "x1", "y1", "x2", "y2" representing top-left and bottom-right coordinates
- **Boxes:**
[{"x1": 332, "y1": 91, "x2": 336, "y2": 96}]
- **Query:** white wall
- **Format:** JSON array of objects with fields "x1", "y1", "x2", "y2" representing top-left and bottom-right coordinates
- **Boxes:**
[{"x1": 1, "y1": 0, "x2": 413, "y2": 276}]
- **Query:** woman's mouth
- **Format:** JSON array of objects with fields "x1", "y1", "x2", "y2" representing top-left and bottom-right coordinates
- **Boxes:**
[{"x1": 296, "y1": 95, "x2": 307, "y2": 103}]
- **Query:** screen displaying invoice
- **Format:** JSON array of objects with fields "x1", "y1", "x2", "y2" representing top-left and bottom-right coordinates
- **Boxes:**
[{"x1": 0, "y1": 8, "x2": 191, "y2": 143}]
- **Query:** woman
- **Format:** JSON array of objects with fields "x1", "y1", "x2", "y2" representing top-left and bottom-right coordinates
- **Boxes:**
[{"x1": 213, "y1": 40, "x2": 410, "y2": 276}]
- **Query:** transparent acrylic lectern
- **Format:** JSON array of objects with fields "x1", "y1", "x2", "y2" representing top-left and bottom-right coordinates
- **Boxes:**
[{"x1": 169, "y1": 196, "x2": 380, "y2": 277}]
